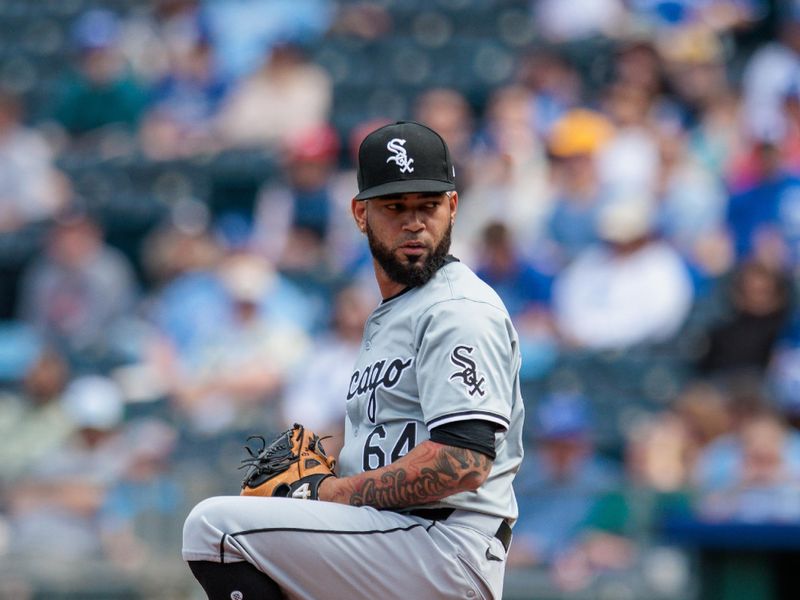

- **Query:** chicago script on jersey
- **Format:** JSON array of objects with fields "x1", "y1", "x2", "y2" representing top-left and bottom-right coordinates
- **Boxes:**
[{"x1": 348, "y1": 356, "x2": 414, "y2": 422}]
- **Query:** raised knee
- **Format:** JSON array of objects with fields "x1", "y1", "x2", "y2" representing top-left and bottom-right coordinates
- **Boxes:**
[{"x1": 183, "y1": 496, "x2": 232, "y2": 551}]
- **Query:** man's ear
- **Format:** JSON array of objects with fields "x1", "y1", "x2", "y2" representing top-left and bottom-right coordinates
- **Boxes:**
[
  {"x1": 352, "y1": 198, "x2": 367, "y2": 233},
  {"x1": 449, "y1": 191, "x2": 458, "y2": 224}
]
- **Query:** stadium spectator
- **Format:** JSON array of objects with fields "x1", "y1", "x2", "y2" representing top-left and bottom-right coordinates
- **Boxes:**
[
  {"x1": 611, "y1": 38, "x2": 665, "y2": 100},
  {"x1": 509, "y1": 393, "x2": 622, "y2": 569},
  {"x1": 0, "y1": 346, "x2": 74, "y2": 482},
  {"x1": 654, "y1": 123, "x2": 730, "y2": 277},
  {"x1": 251, "y1": 123, "x2": 363, "y2": 312},
  {"x1": 543, "y1": 109, "x2": 615, "y2": 266},
  {"x1": 139, "y1": 36, "x2": 229, "y2": 159},
  {"x1": 5, "y1": 375, "x2": 128, "y2": 560},
  {"x1": 531, "y1": 0, "x2": 626, "y2": 43},
  {"x1": 476, "y1": 222, "x2": 552, "y2": 320},
  {"x1": 688, "y1": 86, "x2": 746, "y2": 187},
  {"x1": 553, "y1": 193, "x2": 694, "y2": 349},
  {"x1": 116, "y1": 0, "x2": 203, "y2": 85},
  {"x1": 674, "y1": 381, "x2": 736, "y2": 467},
  {"x1": 50, "y1": 9, "x2": 148, "y2": 146},
  {"x1": 696, "y1": 408, "x2": 800, "y2": 522},
  {"x1": 6, "y1": 376, "x2": 181, "y2": 569},
  {"x1": 16, "y1": 209, "x2": 139, "y2": 368},
  {"x1": 515, "y1": 49, "x2": 582, "y2": 138},
  {"x1": 253, "y1": 124, "x2": 339, "y2": 263},
  {"x1": 596, "y1": 82, "x2": 661, "y2": 194},
  {"x1": 728, "y1": 79, "x2": 800, "y2": 187},
  {"x1": 546, "y1": 412, "x2": 687, "y2": 591},
  {"x1": 658, "y1": 25, "x2": 731, "y2": 122},
  {"x1": 741, "y1": 6, "x2": 800, "y2": 144},
  {"x1": 474, "y1": 222, "x2": 557, "y2": 377},
  {"x1": 697, "y1": 260, "x2": 792, "y2": 377},
  {"x1": 200, "y1": 0, "x2": 333, "y2": 80},
  {"x1": 138, "y1": 207, "x2": 221, "y2": 287},
  {"x1": 457, "y1": 85, "x2": 550, "y2": 259},
  {"x1": 101, "y1": 417, "x2": 182, "y2": 569},
  {"x1": 148, "y1": 250, "x2": 311, "y2": 435},
  {"x1": 0, "y1": 93, "x2": 68, "y2": 232},
  {"x1": 547, "y1": 383, "x2": 728, "y2": 592},
  {"x1": 726, "y1": 134, "x2": 800, "y2": 267},
  {"x1": 215, "y1": 40, "x2": 332, "y2": 149},
  {"x1": 413, "y1": 88, "x2": 476, "y2": 191}
]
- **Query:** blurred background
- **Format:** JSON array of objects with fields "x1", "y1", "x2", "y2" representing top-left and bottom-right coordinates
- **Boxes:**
[{"x1": 3, "y1": 0, "x2": 800, "y2": 598}]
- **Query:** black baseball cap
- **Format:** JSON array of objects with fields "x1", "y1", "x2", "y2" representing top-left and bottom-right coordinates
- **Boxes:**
[{"x1": 354, "y1": 121, "x2": 456, "y2": 200}]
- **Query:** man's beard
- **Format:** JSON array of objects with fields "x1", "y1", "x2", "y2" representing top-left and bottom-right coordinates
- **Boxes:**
[{"x1": 366, "y1": 221, "x2": 452, "y2": 288}]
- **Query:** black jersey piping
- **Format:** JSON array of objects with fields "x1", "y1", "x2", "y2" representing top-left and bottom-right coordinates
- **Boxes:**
[
  {"x1": 381, "y1": 286, "x2": 412, "y2": 304},
  {"x1": 427, "y1": 410, "x2": 510, "y2": 429},
  {"x1": 220, "y1": 523, "x2": 426, "y2": 562}
]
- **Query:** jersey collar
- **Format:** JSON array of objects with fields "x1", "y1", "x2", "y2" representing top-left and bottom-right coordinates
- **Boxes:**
[{"x1": 380, "y1": 255, "x2": 460, "y2": 304}]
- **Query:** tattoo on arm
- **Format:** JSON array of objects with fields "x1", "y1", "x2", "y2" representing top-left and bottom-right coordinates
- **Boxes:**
[{"x1": 332, "y1": 441, "x2": 492, "y2": 509}]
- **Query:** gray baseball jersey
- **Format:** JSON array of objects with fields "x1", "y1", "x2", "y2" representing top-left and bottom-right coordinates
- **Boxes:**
[
  {"x1": 182, "y1": 259, "x2": 525, "y2": 600},
  {"x1": 338, "y1": 258, "x2": 524, "y2": 522}
]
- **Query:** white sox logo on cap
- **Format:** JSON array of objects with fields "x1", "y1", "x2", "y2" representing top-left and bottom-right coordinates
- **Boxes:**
[
  {"x1": 386, "y1": 138, "x2": 414, "y2": 173},
  {"x1": 354, "y1": 121, "x2": 455, "y2": 200}
]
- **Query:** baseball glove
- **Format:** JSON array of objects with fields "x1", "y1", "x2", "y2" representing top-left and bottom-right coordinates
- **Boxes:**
[{"x1": 239, "y1": 423, "x2": 336, "y2": 500}]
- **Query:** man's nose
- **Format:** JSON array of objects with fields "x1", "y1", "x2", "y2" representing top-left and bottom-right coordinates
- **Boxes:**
[{"x1": 402, "y1": 211, "x2": 425, "y2": 231}]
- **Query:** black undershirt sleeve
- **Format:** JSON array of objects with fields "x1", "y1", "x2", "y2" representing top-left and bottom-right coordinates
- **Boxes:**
[{"x1": 429, "y1": 419, "x2": 499, "y2": 460}]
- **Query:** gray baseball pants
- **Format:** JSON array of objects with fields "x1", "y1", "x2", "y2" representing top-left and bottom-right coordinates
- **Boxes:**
[{"x1": 183, "y1": 496, "x2": 508, "y2": 600}]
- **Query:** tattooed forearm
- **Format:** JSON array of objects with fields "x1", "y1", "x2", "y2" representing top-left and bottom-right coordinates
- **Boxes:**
[{"x1": 321, "y1": 441, "x2": 492, "y2": 509}]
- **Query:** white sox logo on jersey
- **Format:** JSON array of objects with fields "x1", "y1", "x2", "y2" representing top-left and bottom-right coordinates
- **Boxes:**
[
  {"x1": 386, "y1": 138, "x2": 414, "y2": 173},
  {"x1": 449, "y1": 345, "x2": 486, "y2": 397},
  {"x1": 348, "y1": 356, "x2": 414, "y2": 423}
]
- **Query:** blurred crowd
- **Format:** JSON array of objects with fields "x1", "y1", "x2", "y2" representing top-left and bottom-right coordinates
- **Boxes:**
[{"x1": 4, "y1": 0, "x2": 800, "y2": 596}]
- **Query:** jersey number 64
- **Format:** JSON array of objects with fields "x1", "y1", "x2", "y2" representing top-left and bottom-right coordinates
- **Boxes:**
[{"x1": 363, "y1": 422, "x2": 417, "y2": 471}]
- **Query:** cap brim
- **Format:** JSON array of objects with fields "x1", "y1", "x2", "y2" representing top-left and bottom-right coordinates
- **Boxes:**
[{"x1": 354, "y1": 179, "x2": 455, "y2": 200}]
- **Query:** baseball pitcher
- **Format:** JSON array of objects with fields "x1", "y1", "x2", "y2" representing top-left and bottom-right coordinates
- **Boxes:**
[{"x1": 183, "y1": 121, "x2": 525, "y2": 600}]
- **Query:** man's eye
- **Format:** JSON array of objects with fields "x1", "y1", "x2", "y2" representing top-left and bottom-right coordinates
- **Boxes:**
[{"x1": 385, "y1": 204, "x2": 400, "y2": 211}]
